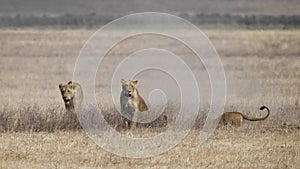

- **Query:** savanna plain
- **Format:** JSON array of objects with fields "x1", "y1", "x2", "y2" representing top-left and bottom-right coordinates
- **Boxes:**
[{"x1": 0, "y1": 28, "x2": 299, "y2": 168}]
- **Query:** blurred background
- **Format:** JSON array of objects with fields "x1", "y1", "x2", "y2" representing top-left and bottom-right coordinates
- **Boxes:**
[{"x1": 0, "y1": 0, "x2": 299, "y2": 28}]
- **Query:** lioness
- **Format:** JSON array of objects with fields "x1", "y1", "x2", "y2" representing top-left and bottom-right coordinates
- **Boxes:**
[
  {"x1": 120, "y1": 79, "x2": 149, "y2": 129},
  {"x1": 221, "y1": 105, "x2": 270, "y2": 127},
  {"x1": 59, "y1": 81, "x2": 83, "y2": 112}
]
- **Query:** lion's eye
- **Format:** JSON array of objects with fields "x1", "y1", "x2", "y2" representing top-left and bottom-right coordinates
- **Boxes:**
[{"x1": 67, "y1": 89, "x2": 71, "y2": 93}]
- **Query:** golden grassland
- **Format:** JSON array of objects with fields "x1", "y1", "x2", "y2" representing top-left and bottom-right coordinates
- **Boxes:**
[
  {"x1": 0, "y1": 28, "x2": 299, "y2": 168},
  {"x1": 1, "y1": 128, "x2": 299, "y2": 168}
]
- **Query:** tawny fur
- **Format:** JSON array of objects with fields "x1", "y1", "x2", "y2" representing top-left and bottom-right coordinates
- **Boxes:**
[
  {"x1": 59, "y1": 81, "x2": 83, "y2": 112},
  {"x1": 221, "y1": 105, "x2": 270, "y2": 127},
  {"x1": 120, "y1": 79, "x2": 149, "y2": 129}
]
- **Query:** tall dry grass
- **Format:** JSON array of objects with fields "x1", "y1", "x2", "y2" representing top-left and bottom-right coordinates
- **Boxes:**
[{"x1": 0, "y1": 104, "x2": 81, "y2": 132}]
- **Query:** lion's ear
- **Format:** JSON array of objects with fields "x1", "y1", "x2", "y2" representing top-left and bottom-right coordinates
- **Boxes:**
[
  {"x1": 67, "y1": 81, "x2": 74, "y2": 89},
  {"x1": 59, "y1": 83, "x2": 64, "y2": 89},
  {"x1": 132, "y1": 80, "x2": 138, "y2": 86},
  {"x1": 121, "y1": 79, "x2": 125, "y2": 84}
]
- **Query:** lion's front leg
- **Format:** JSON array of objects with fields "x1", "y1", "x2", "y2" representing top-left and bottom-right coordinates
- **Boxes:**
[{"x1": 131, "y1": 110, "x2": 139, "y2": 130}]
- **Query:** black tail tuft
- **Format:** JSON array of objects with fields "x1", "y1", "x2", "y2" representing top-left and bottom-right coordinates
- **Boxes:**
[{"x1": 260, "y1": 105, "x2": 266, "y2": 110}]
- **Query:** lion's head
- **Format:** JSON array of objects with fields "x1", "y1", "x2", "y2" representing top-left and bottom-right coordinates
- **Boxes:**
[
  {"x1": 121, "y1": 79, "x2": 138, "y2": 98},
  {"x1": 59, "y1": 81, "x2": 75, "y2": 105}
]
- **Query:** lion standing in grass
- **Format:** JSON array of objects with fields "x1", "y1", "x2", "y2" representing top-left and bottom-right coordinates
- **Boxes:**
[
  {"x1": 120, "y1": 79, "x2": 149, "y2": 129},
  {"x1": 59, "y1": 81, "x2": 83, "y2": 112},
  {"x1": 220, "y1": 105, "x2": 270, "y2": 127}
]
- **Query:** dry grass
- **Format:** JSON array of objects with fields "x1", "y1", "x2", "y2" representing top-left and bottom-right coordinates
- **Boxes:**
[
  {"x1": 0, "y1": 128, "x2": 299, "y2": 168},
  {"x1": 0, "y1": 28, "x2": 299, "y2": 168}
]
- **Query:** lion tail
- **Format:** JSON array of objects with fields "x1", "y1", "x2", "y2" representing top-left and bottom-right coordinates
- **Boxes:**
[{"x1": 242, "y1": 105, "x2": 270, "y2": 121}]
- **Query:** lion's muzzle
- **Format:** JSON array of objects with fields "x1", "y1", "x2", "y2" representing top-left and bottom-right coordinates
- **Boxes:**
[
  {"x1": 63, "y1": 97, "x2": 71, "y2": 104},
  {"x1": 124, "y1": 91, "x2": 132, "y2": 98}
]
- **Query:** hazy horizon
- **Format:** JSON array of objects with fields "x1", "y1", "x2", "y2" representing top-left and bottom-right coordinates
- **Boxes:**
[{"x1": 0, "y1": 0, "x2": 299, "y2": 16}]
